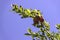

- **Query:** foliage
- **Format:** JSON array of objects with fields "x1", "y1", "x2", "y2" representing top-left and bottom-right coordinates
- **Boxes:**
[{"x1": 12, "y1": 4, "x2": 60, "y2": 40}]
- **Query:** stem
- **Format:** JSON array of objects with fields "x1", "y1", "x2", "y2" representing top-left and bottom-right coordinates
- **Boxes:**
[
  {"x1": 40, "y1": 23, "x2": 45, "y2": 40},
  {"x1": 40, "y1": 23, "x2": 47, "y2": 40}
]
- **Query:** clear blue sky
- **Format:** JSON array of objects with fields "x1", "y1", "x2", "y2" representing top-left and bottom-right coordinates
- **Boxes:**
[{"x1": 0, "y1": 0, "x2": 60, "y2": 40}]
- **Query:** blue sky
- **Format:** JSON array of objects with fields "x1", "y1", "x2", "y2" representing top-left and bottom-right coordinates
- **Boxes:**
[{"x1": 0, "y1": 0, "x2": 60, "y2": 40}]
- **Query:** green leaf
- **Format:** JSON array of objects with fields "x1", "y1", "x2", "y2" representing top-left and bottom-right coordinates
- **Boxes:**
[
  {"x1": 25, "y1": 33, "x2": 31, "y2": 36},
  {"x1": 43, "y1": 21, "x2": 50, "y2": 30},
  {"x1": 56, "y1": 24, "x2": 60, "y2": 30},
  {"x1": 37, "y1": 25, "x2": 42, "y2": 28},
  {"x1": 33, "y1": 33, "x2": 39, "y2": 37},
  {"x1": 23, "y1": 9, "x2": 31, "y2": 17},
  {"x1": 46, "y1": 31, "x2": 51, "y2": 37},
  {"x1": 19, "y1": 6, "x2": 23, "y2": 13},
  {"x1": 27, "y1": 28, "x2": 32, "y2": 34}
]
